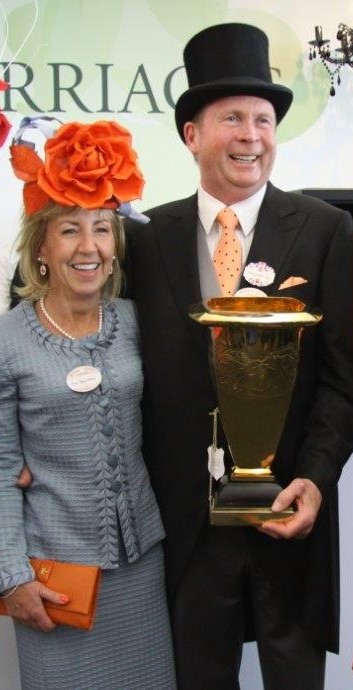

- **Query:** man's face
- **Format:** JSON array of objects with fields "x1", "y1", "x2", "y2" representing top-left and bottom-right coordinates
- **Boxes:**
[{"x1": 183, "y1": 95, "x2": 277, "y2": 205}]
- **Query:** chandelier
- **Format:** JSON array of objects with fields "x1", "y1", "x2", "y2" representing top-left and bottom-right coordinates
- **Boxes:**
[{"x1": 308, "y1": 24, "x2": 353, "y2": 95}]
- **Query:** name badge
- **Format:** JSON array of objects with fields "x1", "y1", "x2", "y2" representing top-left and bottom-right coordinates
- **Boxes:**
[
  {"x1": 66, "y1": 366, "x2": 102, "y2": 393},
  {"x1": 243, "y1": 261, "x2": 275, "y2": 287}
]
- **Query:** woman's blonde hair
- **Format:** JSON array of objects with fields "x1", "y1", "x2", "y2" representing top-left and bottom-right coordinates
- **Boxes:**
[{"x1": 16, "y1": 203, "x2": 125, "y2": 301}]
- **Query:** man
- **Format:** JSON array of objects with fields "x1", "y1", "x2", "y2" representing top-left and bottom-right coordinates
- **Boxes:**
[{"x1": 124, "y1": 23, "x2": 353, "y2": 690}]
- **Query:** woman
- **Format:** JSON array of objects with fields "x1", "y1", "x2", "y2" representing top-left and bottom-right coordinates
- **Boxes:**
[{"x1": 0, "y1": 118, "x2": 176, "y2": 690}]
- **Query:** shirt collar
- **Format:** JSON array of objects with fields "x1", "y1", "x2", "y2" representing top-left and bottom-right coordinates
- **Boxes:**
[{"x1": 198, "y1": 184, "x2": 267, "y2": 237}]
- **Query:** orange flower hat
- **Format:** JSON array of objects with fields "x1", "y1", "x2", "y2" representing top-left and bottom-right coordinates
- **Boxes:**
[{"x1": 10, "y1": 116, "x2": 149, "y2": 222}]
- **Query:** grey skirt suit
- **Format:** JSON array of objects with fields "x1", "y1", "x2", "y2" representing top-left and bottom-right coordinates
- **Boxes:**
[{"x1": 0, "y1": 298, "x2": 176, "y2": 690}]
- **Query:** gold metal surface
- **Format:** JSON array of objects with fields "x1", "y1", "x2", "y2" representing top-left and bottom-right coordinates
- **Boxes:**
[
  {"x1": 209, "y1": 501, "x2": 295, "y2": 526},
  {"x1": 212, "y1": 323, "x2": 299, "y2": 472},
  {"x1": 190, "y1": 297, "x2": 322, "y2": 525},
  {"x1": 205, "y1": 296, "x2": 306, "y2": 313},
  {"x1": 189, "y1": 297, "x2": 322, "y2": 326}
]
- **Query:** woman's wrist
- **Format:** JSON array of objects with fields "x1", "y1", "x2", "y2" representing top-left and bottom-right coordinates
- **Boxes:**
[
  {"x1": 1, "y1": 561, "x2": 36, "y2": 596},
  {"x1": 1, "y1": 584, "x2": 20, "y2": 599}
]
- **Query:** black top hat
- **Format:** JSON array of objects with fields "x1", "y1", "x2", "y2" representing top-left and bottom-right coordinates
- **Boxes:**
[{"x1": 175, "y1": 23, "x2": 293, "y2": 140}]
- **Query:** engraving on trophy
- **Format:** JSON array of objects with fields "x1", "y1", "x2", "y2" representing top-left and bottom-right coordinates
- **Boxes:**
[{"x1": 213, "y1": 326, "x2": 299, "y2": 473}]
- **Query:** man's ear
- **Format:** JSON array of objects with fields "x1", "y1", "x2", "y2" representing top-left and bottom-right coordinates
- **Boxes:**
[{"x1": 183, "y1": 121, "x2": 198, "y2": 154}]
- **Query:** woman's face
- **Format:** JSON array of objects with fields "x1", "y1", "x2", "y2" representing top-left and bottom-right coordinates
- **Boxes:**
[{"x1": 39, "y1": 208, "x2": 116, "y2": 301}]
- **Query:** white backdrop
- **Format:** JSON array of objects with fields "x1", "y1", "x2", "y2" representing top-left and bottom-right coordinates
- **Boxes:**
[{"x1": 1, "y1": 1, "x2": 353, "y2": 688}]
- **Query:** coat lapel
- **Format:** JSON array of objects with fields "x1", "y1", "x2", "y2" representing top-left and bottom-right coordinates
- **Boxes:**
[
  {"x1": 152, "y1": 184, "x2": 310, "y2": 308},
  {"x1": 239, "y1": 183, "x2": 308, "y2": 293},
  {"x1": 151, "y1": 193, "x2": 214, "y2": 357},
  {"x1": 155, "y1": 194, "x2": 202, "y2": 317}
]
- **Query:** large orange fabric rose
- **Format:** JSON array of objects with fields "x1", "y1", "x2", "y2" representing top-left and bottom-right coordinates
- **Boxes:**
[{"x1": 10, "y1": 119, "x2": 145, "y2": 215}]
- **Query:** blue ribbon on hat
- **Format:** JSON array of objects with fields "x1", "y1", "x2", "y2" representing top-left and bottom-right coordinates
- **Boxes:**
[
  {"x1": 118, "y1": 202, "x2": 150, "y2": 224},
  {"x1": 12, "y1": 116, "x2": 62, "y2": 147}
]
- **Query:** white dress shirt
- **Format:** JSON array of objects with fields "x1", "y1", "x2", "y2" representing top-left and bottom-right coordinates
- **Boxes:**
[{"x1": 197, "y1": 184, "x2": 267, "y2": 268}]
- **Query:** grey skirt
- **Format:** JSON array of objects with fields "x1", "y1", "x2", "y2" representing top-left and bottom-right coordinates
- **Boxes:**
[{"x1": 15, "y1": 543, "x2": 176, "y2": 690}]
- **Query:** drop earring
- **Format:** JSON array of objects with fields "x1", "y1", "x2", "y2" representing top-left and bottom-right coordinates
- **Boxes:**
[
  {"x1": 109, "y1": 255, "x2": 116, "y2": 275},
  {"x1": 37, "y1": 257, "x2": 47, "y2": 277}
]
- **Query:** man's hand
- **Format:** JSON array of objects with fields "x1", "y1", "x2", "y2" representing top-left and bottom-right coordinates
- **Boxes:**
[
  {"x1": 16, "y1": 464, "x2": 33, "y2": 488},
  {"x1": 258, "y1": 478, "x2": 322, "y2": 540}
]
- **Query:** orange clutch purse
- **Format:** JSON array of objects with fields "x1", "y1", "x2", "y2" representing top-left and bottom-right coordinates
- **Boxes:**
[{"x1": 0, "y1": 558, "x2": 101, "y2": 630}]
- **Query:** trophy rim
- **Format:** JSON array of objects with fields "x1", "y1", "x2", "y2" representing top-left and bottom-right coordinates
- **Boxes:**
[
  {"x1": 189, "y1": 297, "x2": 322, "y2": 326},
  {"x1": 206, "y1": 296, "x2": 306, "y2": 314}
]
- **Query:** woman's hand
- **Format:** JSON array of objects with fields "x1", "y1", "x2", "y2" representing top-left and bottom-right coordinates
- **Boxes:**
[{"x1": 3, "y1": 580, "x2": 69, "y2": 632}]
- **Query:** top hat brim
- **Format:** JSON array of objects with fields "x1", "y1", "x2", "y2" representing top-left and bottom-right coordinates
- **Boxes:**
[{"x1": 175, "y1": 77, "x2": 293, "y2": 140}]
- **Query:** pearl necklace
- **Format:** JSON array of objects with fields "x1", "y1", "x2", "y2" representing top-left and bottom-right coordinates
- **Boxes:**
[{"x1": 39, "y1": 297, "x2": 103, "y2": 341}]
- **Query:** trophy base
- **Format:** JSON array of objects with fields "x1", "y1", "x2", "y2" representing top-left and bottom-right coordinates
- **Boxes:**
[{"x1": 210, "y1": 477, "x2": 294, "y2": 526}]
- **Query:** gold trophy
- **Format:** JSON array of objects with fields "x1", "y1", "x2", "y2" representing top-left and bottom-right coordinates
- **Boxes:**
[{"x1": 189, "y1": 297, "x2": 322, "y2": 526}]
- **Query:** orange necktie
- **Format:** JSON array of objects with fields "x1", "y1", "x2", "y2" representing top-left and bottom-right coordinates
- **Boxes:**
[{"x1": 213, "y1": 207, "x2": 242, "y2": 296}]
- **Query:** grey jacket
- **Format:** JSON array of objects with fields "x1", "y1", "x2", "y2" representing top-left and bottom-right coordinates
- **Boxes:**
[{"x1": 0, "y1": 298, "x2": 164, "y2": 592}]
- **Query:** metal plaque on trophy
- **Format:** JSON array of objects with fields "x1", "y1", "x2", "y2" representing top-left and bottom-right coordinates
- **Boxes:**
[{"x1": 189, "y1": 296, "x2": 322, "y2": 526}]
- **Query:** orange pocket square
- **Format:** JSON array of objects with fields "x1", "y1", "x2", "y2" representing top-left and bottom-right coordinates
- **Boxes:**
[{"x1": 278, "y1": 276, "x2": 308, "y2": 290}]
